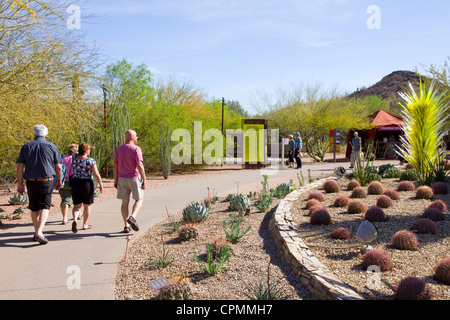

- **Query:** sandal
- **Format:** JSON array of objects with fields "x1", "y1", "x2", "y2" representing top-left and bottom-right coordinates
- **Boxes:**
[
  {"x1": 35, "y1": 235, "x2": 49, "y2": 245},
  {"x1": 123, "y1": 226, "x2": 130, "y2": 233},
  {"x1": 72, "y1": 221, "x2": 78, "y2": 233},
  {"x1": 127, "y1": 216, "x2": 139, "y2": 231}
]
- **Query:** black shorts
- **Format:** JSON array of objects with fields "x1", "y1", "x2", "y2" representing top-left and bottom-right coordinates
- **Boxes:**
[
  {"x1": 26, "y1": 180, "x2": 54, "y2": 212},
  {"x1": 71, "y1": 178, "x2": 95, "y2": 205}
]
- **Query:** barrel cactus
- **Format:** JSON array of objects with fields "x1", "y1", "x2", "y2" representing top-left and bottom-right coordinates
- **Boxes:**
[
  {"x1": 182, "y1": 202, "x2": 210, "y2": 223},
  {"x1": 330, "y1": 227, "x2": 353, "y2": 240},
  {"x1": 421, "y1": 208, "x2": 446, "y2": 222},
  {"x1": 361, "y1": 249, "x2": 393, "y2": 272},
  {"x1": 365, "y1": 206, "x2": 387, "y2": 222},
  {"x1": 350, "y1": 187, "x2": 367, "y2": 199},
  {"x1": 410, "y1": 218, "x2": 437, "y2": 234},
  {"x1": 428, "y1": 199, "x2": 447, "y2": 212},
  {"x1": 178, "y1": 224, "x2": 199, "y2": 241},
  {"x1": 323, "y1": 180, "x2": 340, "y2": 193},
  {"x1": 391, "y1": 230, "x2": 419, "y2": 251},
  {"x1": 397, "y1": 181, "x2": 416, "y2": 192},
  {"x1": 367, "y1": 181, "x2": 384, "y2": 195},
  {"x1": 415, "y1": 186, "x2": 434, "y2": 200},
  {"x1": 394, "y1": 277, "x2": 433, "y2": 300},
  {"x1": 229, "y1": 194, "x2": 251, "y2": 215},
  {"x1": 347, "y1": 180, "x2": 361, "y2": 191},
  {"x1": 376, "y1": 195, "x2": 394, "y2": 209},
  {"x1": 310, "y1": 208, "x2": 332, "y2": 226},
  {"x1": 433, "y1": 258, "x2": 450, "y2": 285}
]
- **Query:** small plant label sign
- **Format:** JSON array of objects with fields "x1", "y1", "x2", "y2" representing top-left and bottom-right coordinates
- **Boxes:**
[{"x1": 148, "y1": 277, "x2": 171, "y2": 291}]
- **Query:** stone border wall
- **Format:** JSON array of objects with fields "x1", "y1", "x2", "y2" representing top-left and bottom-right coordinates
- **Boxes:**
[{"x1": 269, "y1": 177, "x2": 364, "y2": 300}]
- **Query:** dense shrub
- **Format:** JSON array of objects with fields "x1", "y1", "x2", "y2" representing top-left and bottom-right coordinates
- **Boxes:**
[
  {"x1": 376, "y1": 195, "x2": 394, "y2": 209},
  {"x1": 421, "y1": 208, "x2": 446, "y2": 222},
  {"x1": 410, "y1": 219, "x2": 437, "y2": 234},
  {"x1": 347, "y1": 180, "x2": 361, "y2": 191},
  {"x1": 367, "y1": 181, "x2": 384, "y2": 195},
  {"x1": 397, "y1": 181, "x2": 416, "y2": 192},
  {"x1": 431, "y1": 182, "x2": 448, "y2": 194},
  {"x1": 350, "y1": 187, "x2": 367, "y2": 199},
  {"x1": 428, "y1": 199, "x2": 447, "y2": 212},
  {"x1": 347, "y1": 200, "x2": 367, "y2": 214},
  {"x1": 415, "y1": 186, "x2": 434, "y2": 200},
  {"x1": 361, "y1": 249, "x2": 393, "y2": 272},
  {"x1": 333, "y1": 195, "x2": 350, "y2": 208},
  {"x1": 307, "y1": 191, "x2": 325, "y2": 202},
  {"x1": 364, "y1": 206, "x2": 387, "y2": 222},
  {"x1": 323, "y1": 180, "x2": 340, "y2": 193},
  {"x1": 433, "y1": 258, "x2": 450, "y2": 285},
  {"x1": 310, "y1": 208, "x2": 332, "y2": 226},
  {"x1": 391, "y1": 230, "x2": 419, "y2": 251},
  {"x1": 383, "y1": 189, "x2": 400, "y2": 200},
  {"x1": 394, "y1": 277, "x2": 433, "y2": 300},
  {"x1": 400, "y1": 169, "x2": 418, "y2": 181},
  {"x1": 330, "y1": 227, "x2": 353, "y2": 240}
]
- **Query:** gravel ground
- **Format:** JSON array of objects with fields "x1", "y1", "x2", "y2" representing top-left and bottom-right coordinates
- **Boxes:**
[
  {"x1": 290, "y1": 178, "x2": 449, "y2": 300},
  {"x1": 114, "y1": 196, "x2": 316, "y2": 300}
]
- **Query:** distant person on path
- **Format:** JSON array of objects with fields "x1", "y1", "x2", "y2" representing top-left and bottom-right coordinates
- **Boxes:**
[
  {"x1": 16, "y1": 125, "x2": 63, "y2": 245},
  {"x1": 288, "y1": 135, "x2": 295, "y2": 168},
  {"x1": 59, "y1": 144, "x2": 78, "y2": 225},
  {"x1": 114, "y1": 130, "x2": 146, "y2": 233},
  {"x1": 294, "y1": 132, "x2": 303, "y2": 169},
  {"x1": 350, "y1": 132, "x2": 362, "y2": 169},
  {"x1": 70, "y1": 143, "x2": 104, "y2": 233}
]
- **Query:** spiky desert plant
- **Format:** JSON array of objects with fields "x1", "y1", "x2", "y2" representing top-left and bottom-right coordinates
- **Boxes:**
[
  {"x1": 307, "y1": 191, "x2": 325, "y2": 202},
  {"x1": 305, "y1": 199, "x2": 321, "y2": 210},
  {"x1": 193, "y1": 243, "x2": 231, "y2": 275},
  {"x1": 178, "y1": 224, "x2": 199, "y2": 242},
  {"x1": 323, "y1": 180, "x2": 340, "y2": 193},
  {"x1": 397, "y1": 181, "x2": 416, "y2": 192},
  {"x1": 391, "y1": 230, "x2": 419, "y2": 251},
  {"x1": 433, "y1": 258, "x2": 450, "y2": 285},
  {"x1": 182, "y1": 202, "x2": 210, "y2": 223},
  {"x1": 161, "y1": 275, "x2": 192, "y2": 300},
  {"x1": 376, "y1": 195, "x2": 394, "y2": 209},
  {"x1": 309, "y1": 208, "x2": 332, "y2": 226},
  {"x1": 394, "y1": 277, "x2": 433, "y2": 300},
  {"x1": 396, "y1": 81, "x2": 449, "y2": 186},
  {"x1": 367, "y1": 181, "x2": 384, "y2": 195},
  {"x1": 330, "y1": 227, "x2": 353, "y2": 240},
  {"x1": 308, "y1": 204, "x2": 325, "y2": 216},
  {"x1": 347, "y1": 180, "x2": 361, "y2": 191},
  {"x1": 229, "y1": 194, "x2": 251, "y2": 216},
  {"x1": 8, "y1": 193, "x2": 28, "y2": 205},
  {"x1": 383, "y1": 189, "x2": 400, "y2": 201},
  {"x1": 347, "y1": 200, "x2": 367, "y2": 214},
  {"x1": 255, "y1": 175, "x2": 273, "y2": 213},
  {"x1": 421, "y1": 208, "x2": 446, "y2": 222},
  {"x1": 211, "y1": 238, "x2": 233, "y2": 261},
  {"x1": 365, "y1": 206, "x2": 387, "y2": 222},
  {"x1": 410, "y1": 219, "x2": 437, "y2": 234},
  {"x1": 415, "y1": 186, "x2": 434, "y2": 200},
  {"x1": 428, "y1": 199, "x2": 447, "y2": 212},
  {"x1": 333, "y1": 195, "x2": 350, "y2": 208},
  {"x1": 350, "y1": 187, "x2": 367, "y2": 199},
  {"x1": 223, "y1": 214, "x2": 251, "y2": 243},
  {"x1": 431, "y1": 181, "x2": 448, "y2": 194},
  {"x1": 361, "y1": 249, "x2": 393, "y2": 272},
  {"x1": 145, "y1": 232, "x2": 174, "y2": 269}
]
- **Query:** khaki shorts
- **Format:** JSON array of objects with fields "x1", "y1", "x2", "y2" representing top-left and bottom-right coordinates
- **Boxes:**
[{"x1": 117, "y1": 177, "x2": 144, "y2": 201}]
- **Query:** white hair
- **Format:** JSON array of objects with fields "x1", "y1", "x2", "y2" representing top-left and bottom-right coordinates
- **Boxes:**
[{"x1": 34, "y1": 125, "x2": 48, "y2": 138}]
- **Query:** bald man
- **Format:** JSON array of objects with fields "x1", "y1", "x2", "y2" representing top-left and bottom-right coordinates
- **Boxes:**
[{"x1": 113, "y1": 130, "x2": 146, "y2": 233}]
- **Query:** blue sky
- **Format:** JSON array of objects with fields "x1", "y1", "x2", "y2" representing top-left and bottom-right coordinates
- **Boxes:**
[{"x1": 80, "y1": 0, "x2": 450, "y2": 114}]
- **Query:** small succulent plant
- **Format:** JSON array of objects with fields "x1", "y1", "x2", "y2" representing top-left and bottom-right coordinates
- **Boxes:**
[
  {"x1": 433, "y1": 258, "x2": 450, "y2": 285},
  {"x1": 333, "y1": 195, "x2": 350, "y2": 208},
  {"x1": 365, "y1": 206, "x2": 387, "y2": 222},
  {"x1": 361, "y1": 249, "x2": 393, "y2": 272},
  {"x1": 309, "y1": 208, "x2": 332, "y2": 226},
  {"x1": 161, "y1": 275, "x2": 192, "y2": 300},
  {"x1": 308, "y1": 204, "x2": 325, "y2": 216},
  {"x1": 397, "y1": 181, "x2": 416, "y2": 192},
  {"x1": 304, "y1": 199, "x2": 321, "y2": 210},
  {"x1": 367, "y1": 181, "x2": 384, "y2": 195},
  {"x1": 391, "y1": 230, "x2": 419, "y2": 251},
  {"x1": 182, "y1": 202, "x2": 210, "y2": 223},
  {"x1": 376, "y1": 195, "x2": 394, "y2": 209},
  {"x1": 347, "y1": 180, "x2": 361, "y2": 191},
  {"x1": 178, "y1": 224, "x2": 199, "y2": 242},
  {"x1": 323, "y1": 180, "x2": 340, "y2": 193},
  {"x1": 307, "y1": 191, "x2": 325, "y2": 202},
  {"x1": 428, "y1": 199, "x2": 447, "y2": 212},
  {"x1": 330, "y1": 227, "x2": 353, "y2": 240},
  {"x1": 383, "y1": 189, "x2": 400, "y2": 201},
  {"x1": 350, "y1": 187, "x2": 367, "y2": 199},
  {"x1": 347, "y1": 200, "x2": 367, "y2": 214},
  {"x1": 421, "y1": 208, "x2": 446, "y2": 222},
  {"x1": 410, "y1": 218, "x2": 437, "y2": 234},
  {"x1": 211, "y1": 238, "x2": 233, "y2": 260},
  {"x1": 394, "y1": 277, "x2": 433, "y2": 300},
  {"x1": 415, "y1": 186, "x2": 434, "y2": 200},
  {"x1": 9, "y1": 193, "x2": 28, "y2": 205},
  {"x1": 229, "y1": 194, "x2": 251, "y2": 216}
]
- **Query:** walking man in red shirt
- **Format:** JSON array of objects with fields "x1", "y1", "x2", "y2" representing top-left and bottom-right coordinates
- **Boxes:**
[{"x1": 114, "y1": 130, "x2": 146, "y2": 233}]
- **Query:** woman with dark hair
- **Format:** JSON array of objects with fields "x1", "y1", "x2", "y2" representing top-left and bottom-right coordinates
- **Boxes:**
[{"x1": 70, "y1": 142, "x2": 103, "y2": 233}]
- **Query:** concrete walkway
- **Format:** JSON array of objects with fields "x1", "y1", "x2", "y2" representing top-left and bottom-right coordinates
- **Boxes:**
[{"x1": 0, "y1": 159, "x2": 397, "y2": 300}]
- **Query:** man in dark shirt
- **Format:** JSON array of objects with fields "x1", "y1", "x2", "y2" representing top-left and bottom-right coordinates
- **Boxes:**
[{"x1": 16, "y1": 125, "x2": 63, "y2": 245}]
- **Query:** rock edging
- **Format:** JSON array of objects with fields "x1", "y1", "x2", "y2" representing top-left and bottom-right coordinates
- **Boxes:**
[{"x1": 269, "y1": 177, "x2": 364, "y2": 300}]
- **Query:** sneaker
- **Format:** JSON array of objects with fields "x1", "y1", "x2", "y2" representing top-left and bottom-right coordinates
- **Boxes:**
[{"x1": 127, "y1": 216, "x2": 139, "y2": 232}]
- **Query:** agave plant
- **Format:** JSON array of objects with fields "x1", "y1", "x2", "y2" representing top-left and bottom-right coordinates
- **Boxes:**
[
  {"x1": 396, "y1": 81, "x2": 449, "y2": 185},
  {"x1": 9, "y1": 193, "x2": 28, "y2": 205},
  {"x1": 182, "y1": 202, "x2": 210, "y2": 223},
  {"x1": 229, "y1": 194, "x2": 251, "y2": 216}
]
